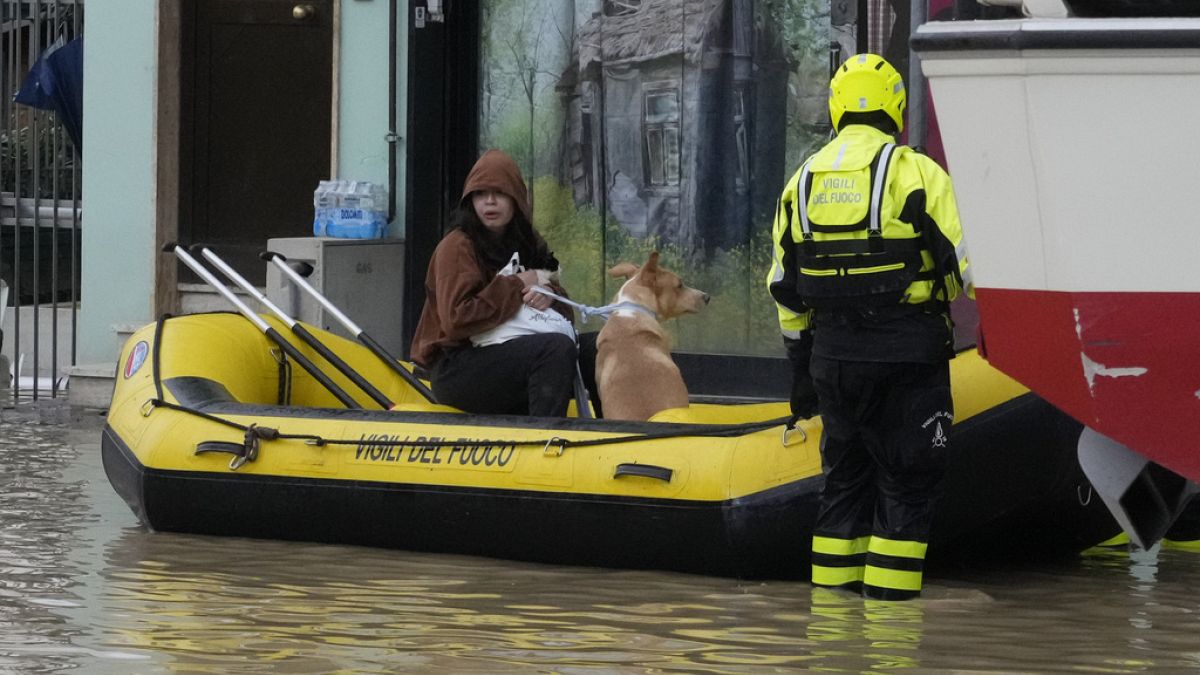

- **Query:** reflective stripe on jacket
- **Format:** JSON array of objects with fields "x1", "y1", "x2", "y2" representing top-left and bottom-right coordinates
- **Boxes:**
[{"x1": 766, "y1": 182, "x2": 813, "y2": 336}]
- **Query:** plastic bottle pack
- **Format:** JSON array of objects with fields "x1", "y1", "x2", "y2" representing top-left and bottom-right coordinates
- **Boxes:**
[{"x1": 312, "y1": 180, "x2": 388, "y2": 239}]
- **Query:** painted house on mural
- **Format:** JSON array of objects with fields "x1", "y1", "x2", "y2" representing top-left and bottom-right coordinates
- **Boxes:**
[{"x1": 561, "y1": 0, "x2": 791, "y2": 254}]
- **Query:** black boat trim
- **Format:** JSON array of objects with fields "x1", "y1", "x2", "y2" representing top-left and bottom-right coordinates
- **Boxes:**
[{"x1": 912, "y1": 24, "x2": 1200, "y2": 53}]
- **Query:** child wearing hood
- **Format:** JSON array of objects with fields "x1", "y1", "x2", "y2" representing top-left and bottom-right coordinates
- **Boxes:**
[{"x1": 410, "y1": 150, "x2": 598, "y2": 417}]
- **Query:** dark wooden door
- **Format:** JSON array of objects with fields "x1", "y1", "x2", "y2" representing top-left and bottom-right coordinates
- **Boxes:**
[{"x1": 182, "y1": 0, "x2": 333, "y2": 284}]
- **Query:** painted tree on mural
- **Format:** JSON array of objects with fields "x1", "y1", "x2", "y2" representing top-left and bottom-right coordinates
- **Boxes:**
[{"x1": 480, "y1": 0, "x2": 576, "y2": 195}]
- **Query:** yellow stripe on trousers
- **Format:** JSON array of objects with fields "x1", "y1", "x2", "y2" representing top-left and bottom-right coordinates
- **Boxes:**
[
  {"x1": 863, "y1": 565, "x2": 923, "y2": 592},
  {"x1": 867, "y1": 536, "x2": 928, "y2": 559},
  {"x1": 812, "y1": 535, "x2": 870, "y2": 556},
  {"x1": 812, "y1": 564, "x2": 864, "y2": 587},
  {"x1": 864, "y1": 536, "x2": 927, "y2": 592}
]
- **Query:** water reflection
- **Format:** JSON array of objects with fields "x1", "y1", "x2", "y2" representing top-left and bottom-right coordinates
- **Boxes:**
[
  {"x1": 804, "y1": 587, "x2": 934, "y2": 671},
  {"x1": 0, "y1": 414, "x2": 123, "y2": 673},
  {"x1": 1, "y1": 411, "x2": 1200, "y2": 672},
  {"x1": 97, "y1": 530, "x2": 830, "y2": 672}
]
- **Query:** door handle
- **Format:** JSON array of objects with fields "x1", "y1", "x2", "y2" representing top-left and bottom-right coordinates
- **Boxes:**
[{"x1": 292, "y1": 4, "x2": 315, "y2": 20}]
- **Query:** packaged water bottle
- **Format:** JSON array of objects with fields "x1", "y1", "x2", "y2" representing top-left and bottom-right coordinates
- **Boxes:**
[
  {"x1": 312, "y1": 180, "x2": 337, "y2": 236},
  {"x1": 326, "y1": 180, "x2": 351, "y2": 237},
  {"x1": 369, "y1": 183, "x2": 389, "y2": 238},
  {"x1": 330, "y1": 181, "x2": 362, "y2": 238},
  {"x1": 327, "y1": 180, "x2": 388, "y2": 239},
  {"x1": 355, "y1": 182, "x2": 385, "y2": 238}
]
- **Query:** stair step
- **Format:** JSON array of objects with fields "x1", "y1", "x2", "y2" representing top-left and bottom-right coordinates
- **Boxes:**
[
  {"x1": 64, "y1": 363, "x2": 116, "y2": 410},
  {"x1": 180, "y1": 283, "x2": 258, "y2": 314}
]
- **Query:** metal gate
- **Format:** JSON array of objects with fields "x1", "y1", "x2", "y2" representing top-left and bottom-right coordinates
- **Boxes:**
[{"x1": 1, "y1": 0, "x2": 82, "y2": 401}]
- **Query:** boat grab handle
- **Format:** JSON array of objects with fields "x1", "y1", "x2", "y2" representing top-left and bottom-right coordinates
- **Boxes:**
[
  {"x1": 195, "y1": 440, "x2": 258, "y2": 471},
  {"x1": 193, "y1": 425, "x2": 277, "y2": 471},
  {"x1": 614, "y1": 463, "x2": 673, "y2": 483}
]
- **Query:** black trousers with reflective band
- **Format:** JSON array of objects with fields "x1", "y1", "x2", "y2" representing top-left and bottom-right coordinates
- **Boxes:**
[{"x1": 808, "y1": 355, "x2": 952, "y2": 599}]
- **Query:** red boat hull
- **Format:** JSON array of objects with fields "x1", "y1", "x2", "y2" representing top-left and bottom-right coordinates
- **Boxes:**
[{"x1": 977, "y1": 288, "x2": 1200, "y2": 482}]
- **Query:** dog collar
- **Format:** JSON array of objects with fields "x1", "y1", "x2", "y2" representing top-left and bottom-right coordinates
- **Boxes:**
[{"x1": 606, "y1": 301, "x2": 658, "y2": 320}]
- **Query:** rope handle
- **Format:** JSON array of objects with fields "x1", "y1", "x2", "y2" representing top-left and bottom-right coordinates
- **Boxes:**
[
  {"x1": 144, "y1": 398, "x2": 793, "y2": 462},
  {"x1": 528, "y1": 286, "x2": 656, "y2": 323}
]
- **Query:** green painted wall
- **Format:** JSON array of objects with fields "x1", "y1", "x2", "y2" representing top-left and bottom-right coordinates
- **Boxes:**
[
  {"x1": 79, "y1": 1, "x2": 157, "y2": 364},
  {"x1": 78, "y1": 1, "x2": 408, "y2": 366},
  {"x1": 338, "y1": 0, "x2": 408, "y2": 236},
  {"x1": 337, "y1": 0, "x2": 407, "y2": 234}
]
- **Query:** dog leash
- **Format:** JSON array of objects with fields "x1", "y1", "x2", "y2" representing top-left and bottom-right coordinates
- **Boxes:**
[{"x1": 529, "y1": 286, "x2": 656, "y2": 323}]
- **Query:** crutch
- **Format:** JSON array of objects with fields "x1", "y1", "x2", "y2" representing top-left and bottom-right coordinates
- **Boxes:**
[
  {"x1": 195, "y1": 245, "x2": 394, "y2": 409},
  {"x1": 165, "y1": 243, "x2": 362, "y2": 409},
  {"x1": 260, "y1": 250, "x2": 437, "y2": 404}
]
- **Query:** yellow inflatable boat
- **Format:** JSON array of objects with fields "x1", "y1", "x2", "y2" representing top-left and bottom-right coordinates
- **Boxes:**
[{"x1": 102, "y1": 312, "x2": 1117, "y2": 578}]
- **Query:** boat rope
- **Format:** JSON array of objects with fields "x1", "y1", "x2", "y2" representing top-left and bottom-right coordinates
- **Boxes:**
[
  {"x1": 529, "y1": 285, "x2": 656, "y2": 323},
  {"x1": 1078, "y1": 484, "x2": 1093, "y2": 507},
  {"x1": 144, "y1": 398, "x2": 326, "y2": 443},
  {"x1": 152, "y1": 313, "x2": 170, "y2": 402},
  {"x1": 141, "y1": 397, "x2": 795, "y2": 470},
  {"x1": 271, "y1": 346, "x2": 293, "y2": 405},
  {"x1": 304, "y1": 415, "x2": 792, "y2": 452}
]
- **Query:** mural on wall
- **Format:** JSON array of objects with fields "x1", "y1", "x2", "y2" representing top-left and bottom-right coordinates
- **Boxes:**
[{"x1": 480, "y1": 0, "x2": 833, "y2": 356}]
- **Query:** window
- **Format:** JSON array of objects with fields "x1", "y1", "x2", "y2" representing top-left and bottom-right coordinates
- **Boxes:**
[
  {"x1": 604, "y1": 1, "x2": 642, "y2": 17},
  {"x1": 644, "y1": 87, "x2": 680, "y2": 188}
]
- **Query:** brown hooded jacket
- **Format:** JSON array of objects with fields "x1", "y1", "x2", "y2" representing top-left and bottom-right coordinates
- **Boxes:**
[{"x1": 409, "y1": 150, "x2": 571, "y2": 368}]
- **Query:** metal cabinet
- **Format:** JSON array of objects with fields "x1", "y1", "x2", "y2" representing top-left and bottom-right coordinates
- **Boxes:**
[{"x1": 265, "y1": 237, "x2": 405, "y2": 354}]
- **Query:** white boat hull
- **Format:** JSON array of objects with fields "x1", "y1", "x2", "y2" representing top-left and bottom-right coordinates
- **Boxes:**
[{"x1": 915, "y1": 18, "x2": 1200, "y2": 483}]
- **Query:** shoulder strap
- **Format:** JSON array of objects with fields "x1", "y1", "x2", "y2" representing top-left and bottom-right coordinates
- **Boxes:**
[
  {"x1": 795, "y1": 160, "x2": 814, "y2": 240},
  {"x1": 868, "y1": 143, "x2": 897, "y2": 236}
]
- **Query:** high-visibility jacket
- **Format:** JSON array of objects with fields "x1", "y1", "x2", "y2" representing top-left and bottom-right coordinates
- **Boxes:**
[
  {"x1": 768, "y1": 125, "x2": 972, "y2": 319},
  {"x1": 766, "y1": 215, "x2": 812, "y2": 339}
]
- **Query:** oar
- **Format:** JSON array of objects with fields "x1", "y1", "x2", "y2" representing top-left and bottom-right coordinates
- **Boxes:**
[
  {"x1": 165, "y1": 243, "x2": 362, "y2": 409},
  {"x1": 260, "y1": 250, "x2": 437, "y2": 404},
  {"x1": 195, "y1": 245, "x2": 394, "y2": 409}
]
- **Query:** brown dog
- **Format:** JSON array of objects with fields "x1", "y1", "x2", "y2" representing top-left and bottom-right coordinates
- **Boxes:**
[{"x1": 595, "y1": 252, "x2": 710, "y2": 421}]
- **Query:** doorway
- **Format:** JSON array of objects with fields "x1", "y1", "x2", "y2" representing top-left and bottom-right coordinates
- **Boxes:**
[{"x1": 178, "y1": 0, "x2": 334, "y2": 285}]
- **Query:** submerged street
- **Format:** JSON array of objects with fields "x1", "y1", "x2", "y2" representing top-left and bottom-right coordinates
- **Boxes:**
[{"x1": 1, "y1": 402, "x2": 1198, "y2": 673}]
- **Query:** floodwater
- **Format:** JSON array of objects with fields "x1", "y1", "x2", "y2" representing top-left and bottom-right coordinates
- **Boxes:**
[{"x1": 2, "y1": 403, "x2": 1199, "y2": 674}]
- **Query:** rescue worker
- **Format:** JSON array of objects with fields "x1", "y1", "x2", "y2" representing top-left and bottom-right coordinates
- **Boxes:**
[{"x1": 767, "y1": 53, "x2": 972, "y2": 600}]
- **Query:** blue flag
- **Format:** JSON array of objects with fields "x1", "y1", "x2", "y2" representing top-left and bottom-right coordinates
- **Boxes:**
[{"x1": 15, "y1": 36, "x2": 83, "y2": 152}]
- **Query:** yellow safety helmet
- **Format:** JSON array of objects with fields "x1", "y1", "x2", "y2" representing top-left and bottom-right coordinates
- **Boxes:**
[{"x1": 828, "y1": 53, "x2": 906, "y2": 133}]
